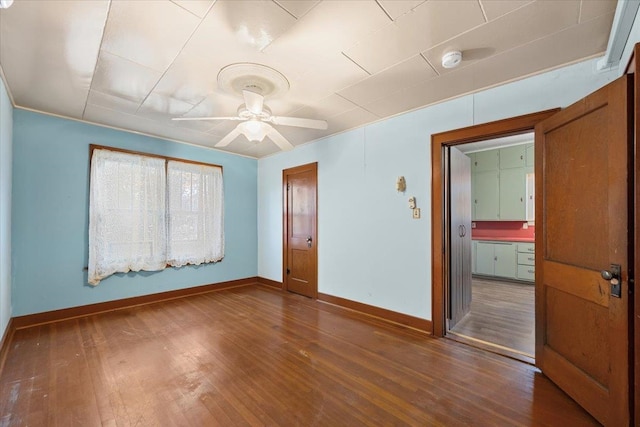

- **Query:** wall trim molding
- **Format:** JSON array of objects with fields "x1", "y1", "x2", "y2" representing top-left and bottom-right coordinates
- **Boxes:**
[
  {"x1": 257, "y1": 276, "x2": 283, "y2": 289},
  {"x1": 0, "y1": 318, "x2": 15, "y2": 376},
  {"x1": 12, "y1": 277, "x2": 258, "y2": 330},
  {"x1": 317, "y1": 293, "x2": 432, "y2": 333}
]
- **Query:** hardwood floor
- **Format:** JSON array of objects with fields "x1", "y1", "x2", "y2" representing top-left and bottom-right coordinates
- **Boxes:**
[
  {"x1": 449, "y1": 278, "x2": 535, "y2": 357},
  {"x1": 0, "y1": 285, "x2": 596, "y2": 426}
]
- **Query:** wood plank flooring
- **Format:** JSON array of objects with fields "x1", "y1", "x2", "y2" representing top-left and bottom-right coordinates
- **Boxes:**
[
  {"x1": 449, "y1": 278, "x2": 535, "y2": 357},
  {"x1": 0, "y1": 285, "x2": 596, "y2": 426}
]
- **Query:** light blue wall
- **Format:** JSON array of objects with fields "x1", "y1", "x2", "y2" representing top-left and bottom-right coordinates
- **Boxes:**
[
  {"x1": 258, "y1": 58, "x2": 618, "y2": 320},
  {"x1": 12, "y1": 110, "x2": 257, "y2": 316},
  {"x1": 0, "y1": 76, "x2": 12, "y2": 336}
]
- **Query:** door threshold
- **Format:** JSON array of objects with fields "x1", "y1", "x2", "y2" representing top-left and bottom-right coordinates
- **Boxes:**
[{"x1": 445, "y1": 330, "x2": 535, "y2": 366}]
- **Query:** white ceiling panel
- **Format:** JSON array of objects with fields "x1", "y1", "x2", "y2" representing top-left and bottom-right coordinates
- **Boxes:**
[
  {"x1": 171, "y1": 0, "x2": 216, "y2": 18},
  {"x1": 289, "y1": 52, "x2": 370, "y2": 102},
  {"x1": 0, "y1": 0, "x2": 108, "y2": 117},
  {"x1": 84, "y1": 103, "x2": 180, "y2": 139},
  {"x1": 376, "y1": 1, "x2": 426, "y2": 20},
  {"x1": 86, "y1": 89, "x2": 140, "y2": 115},
  {"x1": 274, "y1": 0, "x2": 321, "y2": 19},
  {"x1": 338, "y1": 55, "x2": 436, "y2": 106},
  {"x1": 366, "y1": 10, "x2": 614, "y2": 118},
  {"x1": 422, "y1": 1, "x2": 581, "y2": 76},
  {"x1": 344, "y1": 0, "x2": 486, "y2": 74},
  {"x1": 265, "y1": 0, "x2": 390, "y2": 61},
  {"x1": 241, "y1": 140, "x2": 282, "y2": 157},
  {"x1": 137, "y1": 93, "x2": 196, "y2": 122},
  {"x1": 184, "y1": 0, "x2": 297, "y2": 55},
  {"x1": 101, "y1": 1, "x2": 200, "y2": 72},
  {"x1": 328, "y1": 107, "x2": 379, "y2": 134},
  {"x1": 479, "y1": 0, "x2": 532, "y2": 21},
  {"x1": 0, "y1": 0, "x2": 617, "y2": 158},
  {"x1": 91, "y1": 51, "x2": 163, "y2": 103},
  {"x1": 288, "y1": 93, "x2": 359, "y2": 121},
  {"x1": 580, "y1": 0, "x2": 617, "y2": 23}
]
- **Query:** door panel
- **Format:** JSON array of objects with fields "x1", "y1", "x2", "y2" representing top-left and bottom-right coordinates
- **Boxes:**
[
  {"x1": 448, "y1": 147, "x2": 472, "y2": 328},
  {"x1": 284, "y1": 163, "x2": 318, "y2": 298},
  {"x1": 535, "y1": 75, "x2": 631, "y2": 426}
]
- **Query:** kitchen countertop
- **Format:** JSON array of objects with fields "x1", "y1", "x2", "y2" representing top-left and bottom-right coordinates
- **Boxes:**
[{"x1": 472, "y1": 237, "x2": 534, "y2": 243}]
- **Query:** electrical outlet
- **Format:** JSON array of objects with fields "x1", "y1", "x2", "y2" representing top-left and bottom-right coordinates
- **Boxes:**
[{"x1": 412, "y1": 208, "x2": 421, "y2": 219}]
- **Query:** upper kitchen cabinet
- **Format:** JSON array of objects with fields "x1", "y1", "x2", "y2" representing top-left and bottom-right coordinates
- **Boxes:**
[
  {"x1": 525, "y1": 143, "x2": 534, "y2": 168},
  {"x1": 499, "y1": 145, "x2": 526, "y2": 169},
  {"x1": 472, "y1": 150, "x2": 499, "y2": 173},
  {"x1": 469, "y1": 142, "x2": 534, "y2": 221}
]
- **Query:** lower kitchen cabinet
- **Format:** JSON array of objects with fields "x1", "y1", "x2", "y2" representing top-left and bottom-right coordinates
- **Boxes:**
[
  {"x1": 472, "y1": 240, "x2": 533, "y2": 281},
  {"x1": 474, "y1": 241, "x2": 517, "y2": 279}
]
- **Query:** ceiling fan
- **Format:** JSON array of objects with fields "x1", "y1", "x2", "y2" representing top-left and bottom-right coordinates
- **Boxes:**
[{"x1": 173, "y1": 90, "x2": 328, "y2": 151}]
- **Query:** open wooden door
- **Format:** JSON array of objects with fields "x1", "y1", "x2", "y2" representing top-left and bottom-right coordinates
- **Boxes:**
[
  {"x1": 448, "y1": 147, "x2": 472, "y2": 328},
  {"x1": 535, "y1": 74, "x2": 632, "y2": 425},
  {"x1": 283, "y1": 162, "x2": 318, "y2": 299}
]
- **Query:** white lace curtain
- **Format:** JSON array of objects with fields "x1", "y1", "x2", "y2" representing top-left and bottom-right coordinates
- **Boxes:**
[
  {"x1": 167, "y1": 161, "x2": 224, "y2": 267},
  {"x1": 88, "y1": 150, "x2": 225, "y2": 286},
  {"x1": 88, "y1": 149, "x2": 167, "y2": 285}
]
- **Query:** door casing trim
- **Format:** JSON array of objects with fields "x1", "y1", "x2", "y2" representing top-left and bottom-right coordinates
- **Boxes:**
[
  {"x1": 282, "y1": 162, "x2": 318, "y2": 298},
  {"x1": 430, "y1": 109, "x2": 559, "y2": 337}
]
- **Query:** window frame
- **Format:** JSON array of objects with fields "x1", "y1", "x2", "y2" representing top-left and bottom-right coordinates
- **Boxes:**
[{"x1": 88, "y1": 144, "x2": 224, "y2": 282}]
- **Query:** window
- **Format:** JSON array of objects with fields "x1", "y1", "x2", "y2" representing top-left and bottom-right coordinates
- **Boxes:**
[
  {"x1": 88, "y1": 147, "x2": 224, "y2": 286},
  {"x1": 167, "y1": 161, "x2": 224, "y2": 267}
]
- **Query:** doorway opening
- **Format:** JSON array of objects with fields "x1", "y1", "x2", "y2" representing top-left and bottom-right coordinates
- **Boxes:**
[
  {"x1": 430, "y1": 109, "x2": 558, "y2": 363},
  {"x1": 447, "y1": 133, "x2": 535, "y2": 361}
]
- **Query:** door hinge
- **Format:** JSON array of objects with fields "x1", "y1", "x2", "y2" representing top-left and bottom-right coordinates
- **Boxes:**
[
  {"x1": 286, "y1": 268, "x2": 290, "y2": 275},
  {"x1": 287, "y1": 183, "x2": 290, "y2": 190}
]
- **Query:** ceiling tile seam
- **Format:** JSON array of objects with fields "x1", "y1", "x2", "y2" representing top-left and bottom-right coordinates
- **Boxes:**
[
  {"x1": 15, "y1": 105, "x2": 258, "y2": 160},
  {"x1": 417, "y1": 0, "x2": 581, "y2": 64},
  {"x1": 349, "y1": 70, "x2": 441, "y2": 112},
  {"x1": 374, "y1": 0, "x2": 394, "y2": 22},
  {"x1": 341, "y1": 52, "x2": 372, "y2": 76},
  {"x1": 327, "y1": 93, "x2": 386, "y2": 119},
  {"x1": 169, "y1": 0, "x2": 214, "y2": 19},
  {"x1": 271, "y1": 0, "x2": 298, "y2": 20},
  {"x1": 477, "y1": 0, "x2": 489, "y2": 23},
  {"x1": 81, "y1": 0, "x2": 113, "y2": 121},
  {"x1": 417, "y1": 19, "x2": 489, "y2": 62},
  {"x1": 134, "y1": 4, "x2": 214, "y2": 115},
  {"x1": 419, "y1": 53, "x2": 440, "y2": 76},
  {"x1": 578, "y1": 0, "x2": 584, "y2": 24}
]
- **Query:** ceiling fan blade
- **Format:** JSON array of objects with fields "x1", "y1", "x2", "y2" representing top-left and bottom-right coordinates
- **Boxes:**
[
  {"x1": 243, "y1": 89, "x2": 264, "y2": 115},
  {"x1": 266, "y1": 126, "x2": 294, "y2": 151},
  {"x1": 270, "y1": 116, "x2": 328, "y2": 130},
  {"x1": 172, "y1": 116, "x2": 244, "y2": 121},
  {"x1": 215, "y1": 128, "x2": 242, "y2": 148}
]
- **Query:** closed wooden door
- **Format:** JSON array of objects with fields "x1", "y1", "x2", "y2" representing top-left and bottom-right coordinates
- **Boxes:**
[
  {"x1": 535, "y1": 75, "x2": 631, "y2": 425},
  {"x1": 283, "y1": 163, "x2": 318, "y2": 298},
  {"x1": 449, "y1": 147, "x2": 472, "y2": 328}
]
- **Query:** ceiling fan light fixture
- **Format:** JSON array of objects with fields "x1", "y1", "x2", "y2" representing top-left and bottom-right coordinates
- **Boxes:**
[
  {"x1": 238, "y1": 120, "x2": 269, "y2": 142},
  {"x1": 442, "y1": 51, "x2": 462, "y2": 69}
]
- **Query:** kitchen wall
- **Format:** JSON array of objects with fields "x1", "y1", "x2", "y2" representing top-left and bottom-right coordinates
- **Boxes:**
[
  {"x1": 0, "y1": 75, "x2": 12, "y2": 338},
  {"x1": 11, "y1": 110, "x2": 258, "y2": 316},
  {"x1": 258, "y1": 57, "x2": 618, "y2": 320}
]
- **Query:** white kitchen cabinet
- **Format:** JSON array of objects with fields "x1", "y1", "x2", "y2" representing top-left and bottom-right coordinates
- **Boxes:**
[
  {"x1": 472, "y1": 150, "x2": 499, "y2": 172},
  {"x1": 474, "y1": 241, "x2": 517, "y2": 279},
  {"x1": 525, "y1": 143, "x2": 534, "y2": 167},
  {"x1": 499, "y1": 145, "x2": 526, "y2": 169},
  {"x1": 470, "y1": 144, "x2": 532, "y2": 221},
  {"x1": 499, "y1": 167, "x2": 526, "y2": 220},
  {"x1": 516, "y1": 243, "x2": 535, "y2": 282},
  {"x1": 473, "y1": 170, "x2": 500, "y2": 220}
]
